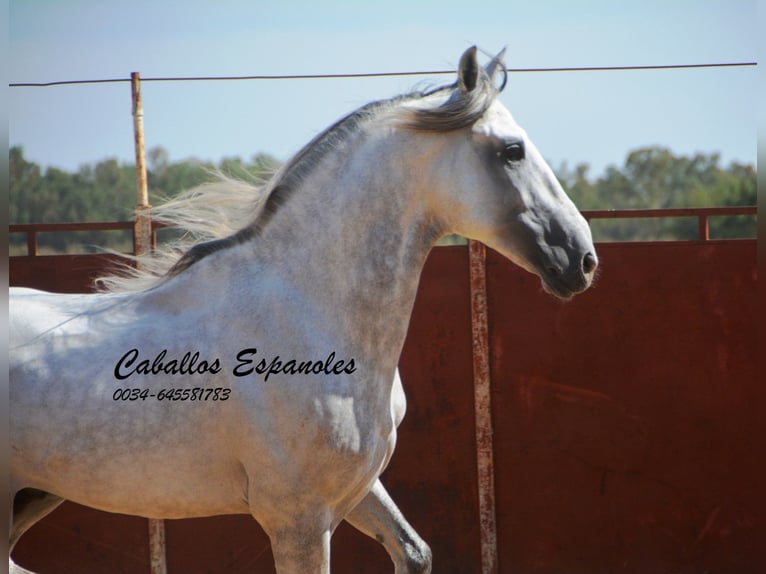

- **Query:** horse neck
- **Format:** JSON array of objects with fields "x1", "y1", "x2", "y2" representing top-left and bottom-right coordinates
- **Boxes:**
[{"x1": 229, "y1": 127, "x2": 444, "y2": 365}]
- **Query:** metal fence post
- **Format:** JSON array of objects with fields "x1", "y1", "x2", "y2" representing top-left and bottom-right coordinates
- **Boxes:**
[
  {"x1": 131, "y1": 70, "x2": 167, "y2": 574},
  {"x1": 468, "y1": 240, "x2": 499, "y2": 574},
  {"x1": 131, "y1": 71, "x2": 152, "y2": 259},
  {"x1": 147, "y1": 516, "x2": 168, "y2": 574}
]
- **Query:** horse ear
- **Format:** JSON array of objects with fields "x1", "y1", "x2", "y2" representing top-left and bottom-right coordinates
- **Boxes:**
[
  {"x1": 486, "y1": 47, "x2": 508, "y2": 92},
  {"x1": 458, "y1": 46, "x2": 479, "y2": 92}
]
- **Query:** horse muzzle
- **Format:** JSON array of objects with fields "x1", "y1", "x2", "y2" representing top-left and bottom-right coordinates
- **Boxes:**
[{"x1": 540, "y1": 250, "x2": 598, "y2": 300}]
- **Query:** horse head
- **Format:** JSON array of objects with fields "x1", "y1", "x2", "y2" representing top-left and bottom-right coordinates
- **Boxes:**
[{"x1": 403, "y1": 46, "x2": 598, "y2": 299}]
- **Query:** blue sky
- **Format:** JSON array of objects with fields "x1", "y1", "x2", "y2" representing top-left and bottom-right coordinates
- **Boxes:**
[{"x1": 9, "y1": 0, "x2": 757, "y2": 179}]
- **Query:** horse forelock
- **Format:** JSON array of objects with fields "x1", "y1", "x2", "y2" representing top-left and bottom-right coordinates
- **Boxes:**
[{"x1": 395, "y1": 56, "x2": 504, "y2": 132}]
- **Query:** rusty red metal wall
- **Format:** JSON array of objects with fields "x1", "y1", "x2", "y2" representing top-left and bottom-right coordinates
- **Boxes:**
[
  {"x1": 10, "y1": 254, "x2": 128, "y2": 293},
  {"x1": 487, "y1": 240, "x2": 759, "y2": 574},
  {"x1": 11, "y1": 240, "x2": 759, "y2": 573}
]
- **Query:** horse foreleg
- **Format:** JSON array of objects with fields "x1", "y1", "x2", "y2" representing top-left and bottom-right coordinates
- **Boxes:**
[
  {"x1": 268, "y1": 520, "x2": 332, "y2": 574},
  {"x1": 345, "y1": 479, "x2": 432, "y2": 574}
]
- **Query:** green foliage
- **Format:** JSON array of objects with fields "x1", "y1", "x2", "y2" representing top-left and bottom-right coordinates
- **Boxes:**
[
  {"x1": 9, "y1": 144, "x2": 756, "y2": 254},
  {"x1": 556, "y1": 146, "x2": 756, "y2": 241},
  {"x1": 9, "y1": 146, "x2": 280, "y2": 254}
]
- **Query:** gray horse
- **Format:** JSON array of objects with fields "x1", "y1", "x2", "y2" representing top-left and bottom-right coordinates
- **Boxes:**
[{"x1": 10, "y1": 47, "x2": 596, "y2": 573}]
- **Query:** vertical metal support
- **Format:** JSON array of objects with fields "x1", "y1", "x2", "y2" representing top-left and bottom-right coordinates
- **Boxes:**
[
  {"x1": 27, "y1": 230, "x2": 38, "y2": 256},
  {"x1": 131, "y1": 71, "x2": 166, "y2": 574},
  {"x1": 148, "y1": 517, "x2": 168, "y2": 574},
  {"x1": 468, "y1": 240, "x2": 499, "y2": 574},
  {"x1": 698, "y1": 214, "x2": 709, "y2": 241},
  {"x1": 131, "y1": 72, "x2": 152, "y2": 258}
]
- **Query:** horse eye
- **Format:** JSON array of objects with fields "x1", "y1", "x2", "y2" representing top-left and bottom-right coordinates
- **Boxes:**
[{"x1": 503, "y1": 141, "x2": 525, "y2": 162}]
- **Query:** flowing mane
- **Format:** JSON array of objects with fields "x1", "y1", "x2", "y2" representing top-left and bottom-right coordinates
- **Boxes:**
[{"x1": 98, "y1": 49, "x2": 506, "y2": 294}]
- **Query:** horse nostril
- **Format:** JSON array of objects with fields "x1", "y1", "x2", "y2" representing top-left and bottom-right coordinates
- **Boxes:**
[{"x1": 582, "y1": 252, "x2": 598, "y2": 274}]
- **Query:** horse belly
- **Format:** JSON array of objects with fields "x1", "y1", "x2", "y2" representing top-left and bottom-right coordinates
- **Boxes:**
[
  {"x1": 13, "y1": 415, "x2": 250, "y2": 518},
  {"x1": 11, "y1": 368, "x2": 250, "y2": 519}
]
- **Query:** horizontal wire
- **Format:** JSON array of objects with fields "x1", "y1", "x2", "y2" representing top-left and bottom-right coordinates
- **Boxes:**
[{"x1": 9, "y1": 61, "x2": 757, "y2": 88}]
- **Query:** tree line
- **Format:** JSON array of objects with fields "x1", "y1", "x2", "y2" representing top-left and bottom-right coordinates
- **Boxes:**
[
  {"x1": 558, "y1": 147, "x2": 756, "y2": 242},
  {"x1": 9, "y1": 144, "x2": 756, "y2": 255},
  {"x1": 9, "y1": 146, "x2": 280, "y2": 254}
]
